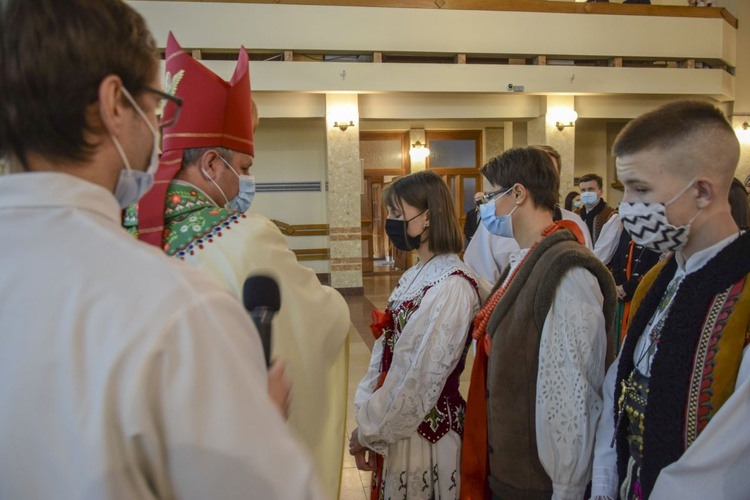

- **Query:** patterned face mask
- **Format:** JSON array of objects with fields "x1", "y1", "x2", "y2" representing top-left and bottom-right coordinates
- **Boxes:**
[{"x1": 618, "y1": 179, "x2": 701, "y2": 253}]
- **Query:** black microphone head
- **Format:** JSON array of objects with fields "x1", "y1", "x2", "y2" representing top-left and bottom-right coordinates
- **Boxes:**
[{"x1": 243, "y1": 275, "x2": 281, "y2": 312}]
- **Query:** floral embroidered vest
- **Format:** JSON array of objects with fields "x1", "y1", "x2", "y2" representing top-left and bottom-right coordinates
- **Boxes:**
[
  {"x1": 124, "y1": 181, "x2": 245, "y2": 258},
  {"x1": 374, "y1": 269, "x2": 479, "y2": 444}
]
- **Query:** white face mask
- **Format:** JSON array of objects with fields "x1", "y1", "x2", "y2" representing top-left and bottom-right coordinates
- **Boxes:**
[
  {"x1": 618, "y1": 179, "x2": 701, "y2": 253},
  {"x1": 109, "y1": 87, "x2": 160, "y2": 209}
]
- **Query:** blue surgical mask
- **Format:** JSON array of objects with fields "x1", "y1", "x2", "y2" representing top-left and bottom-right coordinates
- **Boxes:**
[
  {"x1": 221, "y1": 157, "x2": 255, "y2": 213},
  {"x1": 110, "y1": 87, "x2": 161, "y2": 209},
  {"x1": 581, "y1": 191, "x2": 599, "y2": 207},
  {"x1": 479, "y1": 189, "x2": 517, "y2": 238},
  {"x1": 202, "y1": 156, "x2": 255, "y2": 213}
]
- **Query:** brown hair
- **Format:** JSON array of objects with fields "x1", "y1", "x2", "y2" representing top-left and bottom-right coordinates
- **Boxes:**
[
  {"x1": 579, "y1": 173, "x2": 603, "y2": 190},
  {"x1": 531, "y1": 144, "x2": 561, "y2": 171},
  {"x1": 0, "y1": 0, "x2": 158, "y2": 168},
  {"x1": 613, "y1": 100, "x2": 735, "y2": 159},
  {"x1": 383, "y1": 170, "x2": 463, "y2": 255},
  {"x1": 480, "y1": 147, "x2": 559, "y2": 212},
  {"x1": 564, "y1": 191, "x2": 580, "y2": 212}
]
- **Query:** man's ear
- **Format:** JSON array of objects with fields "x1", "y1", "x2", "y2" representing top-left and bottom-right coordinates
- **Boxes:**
[
  {"x1": 96, "y1": 75, "x2": 127, "y2": 137},
  {"x1": 695, "y1": 178, "x2": 714, "y2": 209},
  {"x1": 199, "y1": 149, "x2": 222, "y2": 179}
]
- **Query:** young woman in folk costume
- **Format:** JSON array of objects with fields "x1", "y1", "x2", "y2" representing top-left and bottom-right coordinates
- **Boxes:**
[{"x1": 350, "y1": 170, "x2": 487, "y2": 500}]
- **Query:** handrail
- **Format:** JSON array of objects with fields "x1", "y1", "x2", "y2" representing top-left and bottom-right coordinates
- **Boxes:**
[
  {"x1": 271, "y1": 219, "x2": 329, "y2": 236},
  {"x1": 154, "y1": 0, "x2": 737, "y2": 29},
  {"x1": 292, "y1": 248, "x2": 330, "y2": 261}
]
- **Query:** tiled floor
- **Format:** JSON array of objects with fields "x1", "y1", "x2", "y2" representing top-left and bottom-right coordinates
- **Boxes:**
[{"x1": 339, "y1": 273, "x2": 475, "y2": 499}]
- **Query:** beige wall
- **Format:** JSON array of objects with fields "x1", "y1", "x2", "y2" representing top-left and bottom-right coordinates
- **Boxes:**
[{"x1": 252, "y1": 118, "x2": 330, "y2": 274}]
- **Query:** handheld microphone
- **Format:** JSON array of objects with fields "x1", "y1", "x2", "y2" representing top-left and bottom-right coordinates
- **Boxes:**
[{"x1": 242, "y1": 275, "x2": 281, "y2": 367}]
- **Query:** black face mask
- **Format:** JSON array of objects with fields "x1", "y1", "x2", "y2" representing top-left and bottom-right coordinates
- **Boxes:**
[{"x1": 385, "y1": 211, "x2": 425, "y2": 252}]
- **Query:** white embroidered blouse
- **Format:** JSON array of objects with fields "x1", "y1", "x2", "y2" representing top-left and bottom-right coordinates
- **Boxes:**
[{"x1": 354, "y1": 254, "x2": 485, "y2": 455}]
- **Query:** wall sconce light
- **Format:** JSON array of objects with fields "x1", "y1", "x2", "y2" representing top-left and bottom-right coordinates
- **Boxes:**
[
  {"x1": 333, "y1": 120, "x2": 355, "y2": 131},
  {"x1": 409, "y1": 140, "x2": 430, "y2": 160},
  {"x1": 736, "y1": 121, "x2": 750, "y2": 144},
  {"x1": 548, "y1": 108, "x2": 579, "y2": 132}
]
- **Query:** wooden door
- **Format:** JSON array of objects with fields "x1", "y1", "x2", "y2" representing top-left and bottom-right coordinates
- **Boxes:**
[
  {"x1": 360, "y1": 131, "x2": 409, "y2": 273},
  {"x1": 426, "y1": 130, "x2": 484, "y2": 248}
]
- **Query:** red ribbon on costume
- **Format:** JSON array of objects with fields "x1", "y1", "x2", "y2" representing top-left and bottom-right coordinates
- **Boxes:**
[{"x1": 368, "y1": 309, "x2": 392, "y2": 500}]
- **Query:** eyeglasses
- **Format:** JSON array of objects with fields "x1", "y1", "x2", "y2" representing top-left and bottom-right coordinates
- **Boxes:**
[
  {"x1": 143, "y1": 86, "x2": 183, "y2": 129},
  {"x1": 477, "y1": 187, "x2": 511, "y2": 205}
]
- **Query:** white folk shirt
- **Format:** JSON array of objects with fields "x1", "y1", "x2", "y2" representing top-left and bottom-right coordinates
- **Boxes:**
[
  {"x1": 0, "y1": 172, "x2": 322, "y2": 500},
  {"x1": 464, "y1": 208, "x2": 592, "y2": 284},
  {"x1": 503, "y1": 248, "x2": 608, "y2": 500},
  {"x1": 592, "y1": 232, "x2": 750, "y2": 500}
]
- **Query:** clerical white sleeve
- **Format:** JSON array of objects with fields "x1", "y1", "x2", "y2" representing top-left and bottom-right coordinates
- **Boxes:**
[
  {"x1": 184, "y1": 213, "x2": 351, "y2": 498},
  {"x1": 535, "y1": 267, "x2": 607, "y2": 500},
  {"x1": 649, "y1": 344, "x2": 750, "y2": 499},
  {"x1": 156, "y1": 292, "x2": 324, "y2": 500},
  {"x1": 356, "y1": 276, "x2": 479, "y2": 456},
  {"x1": 590, "y1": 358, "x2": 620, "y2": 499},
  {"x1": 464, "y1": 223, "x2": 518, "y2": 284},
  {"x1": 593, "y1": 213, "x2": 622, "y2": 265}
]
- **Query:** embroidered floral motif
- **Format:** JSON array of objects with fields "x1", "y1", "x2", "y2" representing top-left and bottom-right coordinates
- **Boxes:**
[
  {"x1": 159, "y1": 182, "x2": 244, "y2": 258},
  {"x1": 423, "y1": 407, "x2": 446, "y2": 433}
]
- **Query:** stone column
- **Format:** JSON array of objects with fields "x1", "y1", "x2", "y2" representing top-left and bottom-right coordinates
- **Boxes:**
[
  {"x1": 486, "y1": 127, "x2": 505, "y2": 161},
  {"x1": 326, "y1": 94, "x2": 363, "y2": 294}
]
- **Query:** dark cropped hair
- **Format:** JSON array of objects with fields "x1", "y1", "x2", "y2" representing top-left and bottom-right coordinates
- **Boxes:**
[
  {"x1": 183, "y1": 147, "x2": 235, "y2": 168},
  {"x1": 564, "y1": 191, "x2": 580, "y2": 212},
  {"x1": 579, "y1": 173, "x2": 603, "y2": 190},
  {"x1": 0, "y1": 0, "x2": 158, "y2": 168},
  {"x1": 480, "y1": 147, "x2": 559, "y2": 213},
  {"x1": 613, "y1": 100, "x2": 734, "y2": 158},
  {"x1": 729, "y1": 178, "x2": 750, "y2": 228},
  {"x1": 383, "y1": 170, "x2": 463, "y2": 255},
  {"x1": 531, "y1": 144, "x2": 561, "y2": 171}
]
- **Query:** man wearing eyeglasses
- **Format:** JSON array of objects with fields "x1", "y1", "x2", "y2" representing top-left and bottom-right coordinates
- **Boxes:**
[
  {"x1": 464, "y1": 145, "x2": 591, "y2": 284},
  {"x1": 124, "y1": 33, "x2": 351, "y2": 498},
  {"x1": 0, "y1": 1, "x2": 321, "y2": 498}
]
